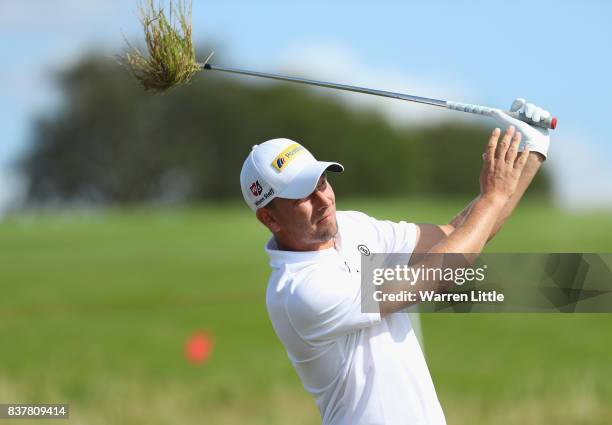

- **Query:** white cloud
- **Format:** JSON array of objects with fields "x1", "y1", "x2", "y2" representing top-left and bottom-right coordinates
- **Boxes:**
[
  {"x1": 0, "y1": 1, "x2": 122, "y2": 28},
  {"x1": 275, "y1": 42, "x2": 474, "y2": 128},
  {"x1": 549, "y1": 131, "x2": 612, "y2": 209}
]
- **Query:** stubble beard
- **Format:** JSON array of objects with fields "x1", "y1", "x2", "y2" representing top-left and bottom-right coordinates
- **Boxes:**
[{"x1": 312, "y1": 217, "x2": 338, "y2": 243}]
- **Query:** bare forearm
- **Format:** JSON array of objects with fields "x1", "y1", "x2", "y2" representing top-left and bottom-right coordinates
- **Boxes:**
[
  {"x1": 380, "y1": 127, "x2": 530, "y2": 314},
  {"x1": 431, "y1": 195, "x2": 505, "y2": 256},
  {"x1": 380, "y1": 195, "x2": 505, "y2": 314},
  {"x1": 448, "y1": 153, "x2": 543, "y2": 241},
  {"x1": 488, "y1": 152, "x2": 543, "y2": 238}
]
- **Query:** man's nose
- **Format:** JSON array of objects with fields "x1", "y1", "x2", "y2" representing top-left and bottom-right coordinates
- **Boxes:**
[{"x1": 313, "y1": 188, "x2": 332, "y2": 208}]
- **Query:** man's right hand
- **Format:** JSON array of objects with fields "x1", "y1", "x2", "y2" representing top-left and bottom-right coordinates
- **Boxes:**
[{"x1": 479, "y1": 126, "x2": 529, "y2": 203}]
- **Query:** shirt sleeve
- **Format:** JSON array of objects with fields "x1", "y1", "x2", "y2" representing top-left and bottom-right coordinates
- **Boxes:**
[
  {"x1": 286, "y1": 266, "x2": 381, "y2": 343},
  {"x1": 368, "y1": 216, "x2": 418, "y2": 254}
]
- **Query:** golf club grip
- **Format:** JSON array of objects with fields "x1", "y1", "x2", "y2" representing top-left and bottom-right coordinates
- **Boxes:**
[
  {"x1": 446, "y1": 101, "x2": 557, "y2": 130},
  {"x1": 509, "y1": 111, "x2": 557, "y2": 130}
]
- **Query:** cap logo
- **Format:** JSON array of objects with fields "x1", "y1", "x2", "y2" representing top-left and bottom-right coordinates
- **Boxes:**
[
  {"x1": 271, "y1": 143, "x2": 305, "y2": 173},
  {"x1": 254, "y1": 187, "x2": 275, "y2": 207},
  {"x1": 249, "y1": 180, "x2": 263, "y2": 197}
]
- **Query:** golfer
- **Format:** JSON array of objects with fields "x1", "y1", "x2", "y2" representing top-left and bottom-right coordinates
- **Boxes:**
[{"x1": 240, "y1": 99, "x2": 551, "y2": 425}]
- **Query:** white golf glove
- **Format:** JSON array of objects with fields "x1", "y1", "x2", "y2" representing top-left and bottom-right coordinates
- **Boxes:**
[{"x1": 490, "y1": 98, "x2": 551, "y2": 160}]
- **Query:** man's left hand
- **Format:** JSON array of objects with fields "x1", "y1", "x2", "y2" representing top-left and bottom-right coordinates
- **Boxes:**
[{"x1": 490, "y1": 98, "x2": 551, "y2": 160}]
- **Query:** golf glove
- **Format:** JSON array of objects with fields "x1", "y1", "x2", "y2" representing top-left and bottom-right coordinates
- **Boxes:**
[{"x1": 490, "y1": 98, "x2": 551, "y2": 159}]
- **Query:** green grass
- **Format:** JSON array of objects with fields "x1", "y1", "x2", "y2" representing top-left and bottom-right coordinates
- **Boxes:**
[{"x1": 0, "y1": 198, "x2": 611, "y2": 424}]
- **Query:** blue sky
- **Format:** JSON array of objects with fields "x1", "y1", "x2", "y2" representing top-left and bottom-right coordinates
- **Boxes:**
[{"x1": 1, "y1": 0, "x2": 611, "y2": 212}]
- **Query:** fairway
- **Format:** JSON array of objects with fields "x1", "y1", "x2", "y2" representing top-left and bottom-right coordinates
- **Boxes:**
[{"x1": 1, "y1": 198, "x2": 611, "y2": 424}]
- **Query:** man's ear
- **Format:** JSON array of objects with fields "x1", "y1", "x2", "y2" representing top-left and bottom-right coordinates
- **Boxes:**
[{"x1": 256, "y1": 207, "x2": 282, "y2": 233}]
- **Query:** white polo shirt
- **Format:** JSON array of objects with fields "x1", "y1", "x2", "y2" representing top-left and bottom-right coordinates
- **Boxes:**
[{"x1": 265, "y1": 210, "x2": 446, "y2": 425}]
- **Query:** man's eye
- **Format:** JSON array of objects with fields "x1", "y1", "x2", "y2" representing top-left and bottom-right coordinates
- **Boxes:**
[{"x1": 318, "y1": 180, "x2": 327, "y2": 190}]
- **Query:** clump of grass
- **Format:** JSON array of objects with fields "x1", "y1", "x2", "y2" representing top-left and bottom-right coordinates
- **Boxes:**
[{"x1": 121, "y1": 0, "x2": 210, "y2": 92}]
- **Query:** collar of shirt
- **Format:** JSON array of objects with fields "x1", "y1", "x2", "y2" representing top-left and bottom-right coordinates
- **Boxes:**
[{"x1": 265, "y1": 222, "x2": 346, "y2": 268}]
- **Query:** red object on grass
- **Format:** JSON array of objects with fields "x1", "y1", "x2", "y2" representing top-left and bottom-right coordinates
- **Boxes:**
[{"x1": 185, "y1": 331, "x2": 214, "y2": 365}]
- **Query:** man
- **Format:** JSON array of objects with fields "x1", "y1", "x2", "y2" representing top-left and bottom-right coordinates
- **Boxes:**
[{"x1": 240, "y1": 99, "x2": 551, "y2": 424}]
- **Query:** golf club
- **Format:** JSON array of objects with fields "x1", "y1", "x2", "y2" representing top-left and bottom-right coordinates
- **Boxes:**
[{"x1": 202, "y1": 63, "x2": 557, "y2": 130}]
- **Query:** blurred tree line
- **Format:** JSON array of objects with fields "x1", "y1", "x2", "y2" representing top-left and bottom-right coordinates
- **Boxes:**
[{"x1": 22, "y1": 54, "x2": 550, "y2": 205}]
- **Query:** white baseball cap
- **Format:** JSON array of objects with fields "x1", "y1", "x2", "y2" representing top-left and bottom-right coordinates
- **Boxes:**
[{"x1": 240, "y1": 138, "x2": 344, "y2": 211}]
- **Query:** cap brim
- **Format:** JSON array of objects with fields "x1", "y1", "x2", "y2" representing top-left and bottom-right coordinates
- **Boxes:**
[{"x1": 276, "y1": 161, "x2": 343, "y2": 200}]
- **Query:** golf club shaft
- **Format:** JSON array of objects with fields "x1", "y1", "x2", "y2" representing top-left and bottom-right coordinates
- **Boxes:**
[{"x1": 202, "y1": 63, "x2": 556, "y2": 130}]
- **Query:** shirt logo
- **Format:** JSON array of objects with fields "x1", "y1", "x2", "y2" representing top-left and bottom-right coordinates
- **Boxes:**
[
  {"x1": 271, "y1": 143, "x2": 305, "y2": 172},
  {"x1": 249, "y1": 180, "x2": 263, "y2": 197},
  {"x1": 357, "y1": 244, "x2": 371, "y2": 256}
]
